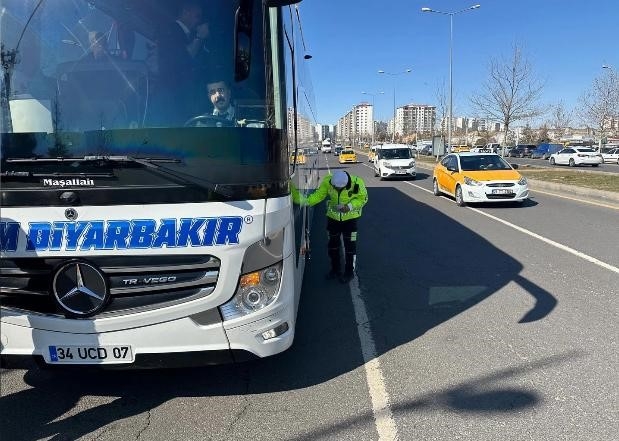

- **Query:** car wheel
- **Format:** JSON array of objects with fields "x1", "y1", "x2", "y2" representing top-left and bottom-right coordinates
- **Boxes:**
[
  {"x1": 592, "y1": 163, "x2": 599, "y2": 167},
  {"x1": 374, "y1": 168, "x2": 378, "y2": 177},
  {"x1": 569, "y1": 158, "x2": 575, "y2": 167},
  {"x1": 550, "y1": 157, "x2": 555, "y2": 165},
  {"x1": 432, "y1": 179, "x2": 440, "y2": 196},
  {"x1": 455, "y1": 185, "x2": 466, "y2": 207},
  {"x1": 379, "y1": 168, "x2": 384, "y2": 181}
]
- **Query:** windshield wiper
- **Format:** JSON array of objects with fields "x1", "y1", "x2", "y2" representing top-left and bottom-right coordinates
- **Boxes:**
[{"x1": 1, "y1": 171, "x2": 114, "y2": 180}]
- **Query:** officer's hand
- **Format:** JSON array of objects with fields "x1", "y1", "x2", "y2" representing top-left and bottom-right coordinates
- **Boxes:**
[{"x1": 339, "y1": 204, "x2": 350, "y2": 213}]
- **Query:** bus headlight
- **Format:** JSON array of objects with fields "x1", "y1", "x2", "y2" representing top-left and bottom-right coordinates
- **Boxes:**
[{"x1": 219, "y1": 262, "x2": 283, "y2": 321}]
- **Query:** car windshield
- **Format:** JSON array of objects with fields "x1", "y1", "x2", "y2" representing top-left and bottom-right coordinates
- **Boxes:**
[
  {"x1": 459, "y1": 155, "x2": 512, "y2": 171},
  {"x1": 576, "y1": 148, "x2": 596, "y2": 153},
  {"x1": 342, "y1": 150, "x2": 354, "y2": 154},
  {"x1": 380, "y1": 148, "x2": 412, "y2": 159}
]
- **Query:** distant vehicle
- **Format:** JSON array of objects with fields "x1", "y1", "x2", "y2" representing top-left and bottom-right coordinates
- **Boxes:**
[
  {"x1": 338, "y1": 149, "x2": 357, "y2": 164},
  {"x1": 549, "y1": 147, "x2": 603, "y2": 167},
  {"x1": 368, "y1": 146, "x2": 378, "y2": 162},
  {"x1": 321, "y1": 144, "x2": 332, "y2": 153},
  {"x1": 432, "y1": 153, "x2": 529, "y2": 206},
  {"x1": 333, "y1": 146, "x2": 344, "y2": 156},
  {"x1": 374, "y1": 143, "x2": 416, "y2": 180},
  {"x1": 452, "y1": 145, "x2": 470, "y2": 153},
  {"x1": 486, "y1": 143, "x2": 501, "y2": 154},
  {"x1": 508, "y1": 144, "x2": 537, "y2": 158},
  {"x1": 419, "y1": 145, "x2": 433, "y2": 156},
  {"x1": 531, "y1": 143, "x2": 563, "y2": 159},
  {"x1": 290, "y1": 150, "x2": 306, "y2": 165},
  {"x1": 470, "y1": 145, "x2": 491, "y2": 153},
  {"x1": 600, "y1": 147, "x2": 619, "y2": 164}
]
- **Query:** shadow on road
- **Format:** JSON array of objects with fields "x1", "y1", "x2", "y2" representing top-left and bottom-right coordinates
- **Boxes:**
[{"x1": 0, "y1": 185, "x2": 563, "y2": 441}]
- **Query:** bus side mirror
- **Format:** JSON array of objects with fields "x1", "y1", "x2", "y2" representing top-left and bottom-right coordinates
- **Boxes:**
[{"x1": 234, "y1": 0, "x2": 253, "y2": 82}]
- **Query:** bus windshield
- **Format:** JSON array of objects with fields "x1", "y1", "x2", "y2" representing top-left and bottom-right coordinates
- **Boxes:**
[{"x1": 1, "y1": 0, "x2": 287, "y2": 202}]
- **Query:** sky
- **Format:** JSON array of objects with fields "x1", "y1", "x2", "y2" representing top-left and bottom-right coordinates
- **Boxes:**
[{"x1": 297, "y1": 0, "x2": 619, "y2": 127}]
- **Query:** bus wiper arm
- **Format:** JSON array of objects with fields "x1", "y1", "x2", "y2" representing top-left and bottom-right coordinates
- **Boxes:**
[
  {"x1": 126, "y1": 157, "x2": 235, "y2": 198},
  {"x1": 1, "y1": 171, "x2": 114, "y2": 179}
]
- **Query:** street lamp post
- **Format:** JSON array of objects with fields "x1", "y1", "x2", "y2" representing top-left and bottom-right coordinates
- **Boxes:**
[
  {"x1": 378, "y1": 69, "x2": 412, "y2": 143},
  {"x1": 362, "y1": 91, "x2": 384, "y2": 146},
  {"x1": 422, "y1": 4, "x2": 480, "y2": 153}
]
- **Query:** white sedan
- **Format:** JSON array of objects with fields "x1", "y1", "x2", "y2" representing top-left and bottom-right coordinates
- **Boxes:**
[
  {"x1": 601, "y1": 148, "x2": 619, "y2": 164},
  {"x1": 549, "y1": 147, "x2": 603, "y2": 167}
]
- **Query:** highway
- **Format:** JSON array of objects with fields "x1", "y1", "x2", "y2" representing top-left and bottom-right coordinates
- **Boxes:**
[{"x1": 1, "y1": 152, "x2": 617, "y2": 441}]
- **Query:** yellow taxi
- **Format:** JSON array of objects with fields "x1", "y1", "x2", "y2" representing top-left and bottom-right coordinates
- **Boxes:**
[
  {"x1": 289, "y1": 150, "x2": 306, "y2": 165},
  {"x1": 432, "y1": 153, "x2": 529, "y2": 206},
  {"x1": 338, "y1": 148, "x2": 357, "y2": 164}
]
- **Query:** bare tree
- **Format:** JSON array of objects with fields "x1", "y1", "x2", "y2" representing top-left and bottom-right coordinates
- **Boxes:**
[
  {"x1": 549, "y1": 99, "x2": 572, "y2": 140},
  {"x1": 435, "y1": 78, "x2": 447, "y2": 137},
  {"x1": 470, "y1": 45, "x2": 544, "y2": 154},
  {"x1": 577, "y1": 68, "x2": 619, "y2": 143}
]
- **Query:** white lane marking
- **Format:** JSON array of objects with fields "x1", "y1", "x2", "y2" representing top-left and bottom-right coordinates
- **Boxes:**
[
  {"x1": 465, "y1": 206, "x2": 619, "y2": 274},
  {"x1": 361, "y1": 163, "x2": 619, "y2": 275},
  {"x1": 527, "y1": 188, "x2": 619, "y2": 210},
  {"x1": 349, "y1": 276, "x2": 399, "y2": 441},
  {"x1": 347, "y1": 162, "x2": 399, "y2": 439}
]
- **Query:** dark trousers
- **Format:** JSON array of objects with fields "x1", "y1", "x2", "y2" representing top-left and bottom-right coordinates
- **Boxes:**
[{"x1": 327, "y1": 217, "x2": 358, "y2": 275}]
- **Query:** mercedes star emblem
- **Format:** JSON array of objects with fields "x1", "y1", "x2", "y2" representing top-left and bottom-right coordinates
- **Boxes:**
[
  {"x1": 52, "y1": 261, "x2": 109, "y2": 317},
  {"x1": 65, "y1": 208, "x2": 78, "y2": 220}
]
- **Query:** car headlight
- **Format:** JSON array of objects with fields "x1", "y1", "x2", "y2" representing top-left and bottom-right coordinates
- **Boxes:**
[
  {"x1": 463, "y1": 176, "x2": 483, "y2": 186},
  {"x1": 219, "y1": 262, "x2": 283, "y2": 320},
  {"x1": 408, "y1": 161, "x2": 415, "y2": 167},
  {"x1": 383, "y1": 161, "x2": 393, "y2": 168},
  {"x1": 518, "y1": 176, "x2": 527, "y2": 185}
]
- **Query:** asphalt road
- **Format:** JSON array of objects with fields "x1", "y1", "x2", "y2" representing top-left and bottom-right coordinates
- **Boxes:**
[{"x1": 1, "y1": 153, "x2": 617, "y2": 441}]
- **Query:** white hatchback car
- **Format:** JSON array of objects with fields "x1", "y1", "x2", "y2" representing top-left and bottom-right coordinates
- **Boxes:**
[
  {"x1": 601, "y1": 147, "x2": 619, "y2": 164},
  {"x1": 374, "y1": 143, "x2": 416, "y2": 179},
  {"x1": 549, "y1": 147, "x2": 603, "y2": 167}
]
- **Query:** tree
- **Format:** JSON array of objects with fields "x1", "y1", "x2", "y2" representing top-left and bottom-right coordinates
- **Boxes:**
[
  {"x1": 577, "y1": 68, "x2": 619, "y2": 142},
  {"x1": 470, "y1": 45, "x2": 544, "y2": 154},
  {"x1": 536, "y1": 125, "x2": 551, "y2": 144},
  {"x1": 549, "y1": 99, "x2": 572, "y2": 140},
  {"x1": 435, "y1": 78, "x2": 447, "y2": 137},
  {"x1": 520, "y1": 124, "x2": 535, "y2": 143}
]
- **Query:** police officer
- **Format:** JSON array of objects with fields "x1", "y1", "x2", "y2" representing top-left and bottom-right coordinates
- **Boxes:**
[{"x1": 305, "y1": 170, "x2": 368, "y2": 283}]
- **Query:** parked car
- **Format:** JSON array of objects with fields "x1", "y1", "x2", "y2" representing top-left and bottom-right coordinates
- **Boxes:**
[
  {"x1": 601, "y1": 147, "x2": 619, "y2": 164},
  {"x1": 507, "y1": 144, "x2": 537, "y2": 158},
  {"x1": 549, "y1": 147, "x2": 603, "y2": 167},
  {"x1": 531, "y1": 143, "x2": 563, "y2": 159},
  {"x1": 486, "y1": 143, "x2": 501, "y2": 154},
  {"x1": 419, "y1": 145, "x2": 433, "y2": 156},
  {"x1": 470, "y1": 145, "x2": 491, "y2": 153},
  {"x1": 374, "y1": 144, "x2": 416, "y2": 180},
  {"x1": 432, "y1": 153, "x2": 529, "y2": 206}
]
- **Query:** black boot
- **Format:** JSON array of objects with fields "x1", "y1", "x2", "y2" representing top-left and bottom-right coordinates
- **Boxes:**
[
  {"x1": 325, "y1": 269, "x2": 341, "y2": 280},
  {"x1": 339, "y1": 271, "x2": 354, "y2": 284}
]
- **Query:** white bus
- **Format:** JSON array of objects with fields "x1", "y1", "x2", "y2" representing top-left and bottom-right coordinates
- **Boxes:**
[{"x1": 0, "y1": 0, "x2": 317, "y2": 368}]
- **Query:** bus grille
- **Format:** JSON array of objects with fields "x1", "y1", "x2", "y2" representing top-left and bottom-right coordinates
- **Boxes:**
[{"x1": 0, "y1": 255, "x2": 221, "y2": 317}]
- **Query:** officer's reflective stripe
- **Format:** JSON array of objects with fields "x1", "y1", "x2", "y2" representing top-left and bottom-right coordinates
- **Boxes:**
[{"x1": 351, "y1": 232, "x2": 358, "y2": 241}]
